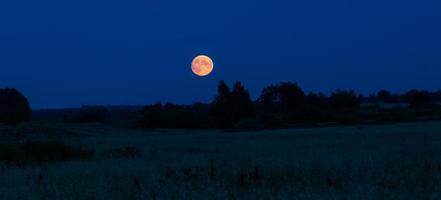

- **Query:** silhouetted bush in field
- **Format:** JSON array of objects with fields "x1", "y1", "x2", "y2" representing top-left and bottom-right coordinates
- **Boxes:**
[
  {"x1": 0, "y1": 88, "x2": 31, "y2": 125},
  {"x1": 0, "y1": 141, "x2": 93, "y2": 166},
  {"x1": 69, "y1": 106, "x2": 110, "y2": 123}
]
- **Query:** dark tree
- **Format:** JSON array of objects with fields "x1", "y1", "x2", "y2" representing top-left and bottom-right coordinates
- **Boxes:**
[
  {"x1": 375, "y1": 89, "x2": 400, "y2": 103},
  {"x1": 377, "y1": 90, "x2": 393, "y2": 103},
  {"x1": 210, "y1": 81, "x2": 233, "y2": 128},
  {"x1": 330, "y1": 90, "x2": 360, "y2": 111},
  {"x1": 0, "y1": 88, "x2": 32, "y2": 125},
  {"x1": 277, "y1": 82, "x2": 305, "y2": 112},
  {"x1": 210, "y1": 81, "x2": 255, "y2": 128},
  {"x1": 230, "y1": 82, "x2": 256, "y2": 122},
  {"x1": 306, "y1": 92, "x2": 330, "y2": 109},
  {"x1": 258, "y1": 82, "x2": 305, "y2": 113},
  {"x1": 433, "y1": 90, "x2": 441, "y2": 102},
  {"x1": 405, "y1": 90, "x2": 433, "y2": 108},
  {"x1": 257, "y1": 82, "x2": 306, "y2": 125},
  {"x1": 302, "y1": 92, "x2": 333, "y2": 123},
  {"x1": 141, "y1": 103, "x2": 165, "y2": 127}
]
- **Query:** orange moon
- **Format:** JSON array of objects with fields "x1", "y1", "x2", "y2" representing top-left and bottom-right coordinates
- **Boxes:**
[{"x1": 191, "y1": 55, "x2": 214, "y2": 76}]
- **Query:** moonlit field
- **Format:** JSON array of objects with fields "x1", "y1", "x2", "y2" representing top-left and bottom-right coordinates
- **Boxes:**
[{"x1": 1, "y1": 121, "x2": 441, "y2": 199}]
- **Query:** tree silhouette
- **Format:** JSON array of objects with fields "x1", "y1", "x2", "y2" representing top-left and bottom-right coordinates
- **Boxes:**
[
  {"x1": 210, "y1": 81, "x2": 255, "y2": 128},
  {"x1": 230, "y1": 82, "x2": 256, "y2": 123},
  {"x1": 141, "y1": 103, "x2": 165, "y2": 127},
  {"x1": 257, "y1": 82, "x2": 307, "y2": 125},
  {"x1": 330, "y1": 90, "x2": 360, "y2": 111},
  {"x1": 377, "y1": 90, "x2": 393, "y2": 103},
  {"x1": 433, "y1": 90, "x2": 441, "y2": 103},
  {"x1": 258, "y1": 82, "x2": 305, "y2": 113},
  {"x1": 405, "y1": 90, "x2": 433, "y2": 108},
  {"x1": 210, "y1": 81, "x2": 232, "y2": 128},
  {"x1": 0, "y1": 88, "x2": 32, "y2": 125}
]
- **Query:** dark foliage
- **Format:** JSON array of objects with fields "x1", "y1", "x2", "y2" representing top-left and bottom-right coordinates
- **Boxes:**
[
  {"x1": 330, "y1": 90, "x2": 360, "y2": 112},
  {"x1": 136, "y1": 81, "x2": 441, "y2": 129},
  {"x1": 230, "y1": 82, "x2": 256, "y2": 123},
  {"x1": 141, "y1": 102, "x2": 211, "y2": 128},
  {"x1": 210, "y1": 81, "x2": 256, "y2": 128},
  {"x1": 405, "y1": 90, "x2": 434, "y2": 108},
  {"x1": 210, "y1": 81, "x2": 233, "y2": 128},
  {"x1": 376, "y1": 89, "x2": 400, "y2": 103},
  {"x1": 303, "y1": 92, "x2": 334, "y2": 123},
  {"x1": 258, "y1": 82, "x2": 305, "y2": 113},
  {"x1": 434, "y1": 90, "x2": 441, "y2": 102},
  {"x1": 257, "y1": 82, "x2": 307, "y2": 125},
  {"x1": 26, "y1": 80, "x2": 441, "y2": 130},
  {"x1": 0, "y1": 88, "x2": 32, "y2": 125}
]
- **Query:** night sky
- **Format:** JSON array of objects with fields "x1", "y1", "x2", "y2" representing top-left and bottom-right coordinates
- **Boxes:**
[{"x1": 1, "y1": 0, "x2": 440, "y2": 109}]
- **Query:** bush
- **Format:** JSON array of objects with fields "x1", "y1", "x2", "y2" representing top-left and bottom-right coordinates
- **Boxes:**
[
  {"x1": 0, "y1": 88, "x2": 32, "y2": 125},
  {"x1": 0, "y1": 141, "x2": 93, "y2": 166}
]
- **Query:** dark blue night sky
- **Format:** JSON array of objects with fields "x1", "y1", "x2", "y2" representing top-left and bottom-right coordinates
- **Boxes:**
[{"x1": 1, "y1": 0, "x2": 440, "y2": 108}]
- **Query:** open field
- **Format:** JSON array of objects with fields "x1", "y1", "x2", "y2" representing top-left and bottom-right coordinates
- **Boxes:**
[{"x1": 1, "y1": 121, "x2": 441, "y2": 199}]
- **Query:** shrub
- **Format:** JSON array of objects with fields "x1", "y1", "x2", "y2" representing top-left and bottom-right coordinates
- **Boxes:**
[{"x1": 0, "y1": 88, "x2": 32, "y2": 125}]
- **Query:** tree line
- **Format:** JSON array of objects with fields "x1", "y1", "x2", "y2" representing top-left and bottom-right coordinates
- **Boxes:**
[
  {"x1": 1, "y1": 83, "x2": 441, "y2": 127},
  {"x1": 140, "y1": 81, "x2": 441, "y2": 129}
]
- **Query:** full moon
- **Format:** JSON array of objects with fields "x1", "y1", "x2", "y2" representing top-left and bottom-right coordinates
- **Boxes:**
[{"x1": 191, "y1": 55, "x2": 214, "y2": 76}]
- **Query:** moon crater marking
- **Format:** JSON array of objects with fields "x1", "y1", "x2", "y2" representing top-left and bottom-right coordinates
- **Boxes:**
[{"x1": 191, "y1": 55, "x2": 214, "y2": 76}]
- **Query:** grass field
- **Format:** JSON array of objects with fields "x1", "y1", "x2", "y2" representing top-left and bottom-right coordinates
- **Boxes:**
[{"x1": 1, "y1": 121, "x2": 441, "y2": 199}]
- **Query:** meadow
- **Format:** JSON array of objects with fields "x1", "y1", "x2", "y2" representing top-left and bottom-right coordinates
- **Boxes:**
[{"x1": 1, "y1": 121, "x2": 441, "y2": 199}]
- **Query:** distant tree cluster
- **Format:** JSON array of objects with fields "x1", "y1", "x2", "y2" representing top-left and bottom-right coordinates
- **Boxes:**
[
  {"x1": 364, "y1": 89, "x2": 441, "y2": 108},
  {"x1": 0, "y1": 88, "x2": 31, "y2": 125},
  {"x1": 255, "y1": 82, "x2": 361, "y2": 127},
  {"x1": 2, "y1": 84, "x2": 440, "y2": 129},
  {"x1": 210, "y1": 81, "x2": 255, "y2": 128},
  {"x1": 139, "y1": 81, "x2": 441, "y2": 129}
]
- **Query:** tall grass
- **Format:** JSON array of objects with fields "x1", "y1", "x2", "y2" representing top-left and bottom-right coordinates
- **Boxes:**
[
  {"x1": 0, "y1": 141, "x2": 93, "y2": 166},
  {"x1": 1, "y1": 121, "x2": 441, "y2": 199}
]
